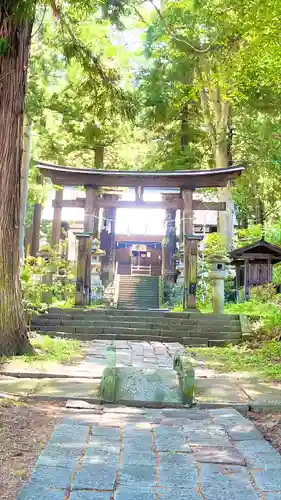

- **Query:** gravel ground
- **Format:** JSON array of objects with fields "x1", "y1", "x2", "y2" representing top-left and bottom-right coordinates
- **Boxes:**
[{"x1": 0, "y1": 399, "x2": 66, "y2": 500}]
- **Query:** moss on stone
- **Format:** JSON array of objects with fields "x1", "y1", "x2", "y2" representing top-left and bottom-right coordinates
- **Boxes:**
[
  {"x1": 100, "y1": 367, "x2": 117, "y2": 403},
  {"x1": 173, "y1": 351, "x2": 195, "y2": 406}
]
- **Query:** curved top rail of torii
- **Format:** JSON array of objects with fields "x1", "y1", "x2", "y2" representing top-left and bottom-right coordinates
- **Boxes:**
[{"x1": 37, "y1": 161, "x2": 244, "y2": 189}]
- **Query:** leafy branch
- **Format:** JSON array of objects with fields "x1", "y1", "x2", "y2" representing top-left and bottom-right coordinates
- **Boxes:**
[{"x1": 147, "y1": 0, "x2": 215, "y2": 54}]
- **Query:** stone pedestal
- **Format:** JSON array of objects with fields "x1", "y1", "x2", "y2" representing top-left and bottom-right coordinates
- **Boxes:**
[
  {"x1": 38, "y1": 249, "x2": 55, "y2": 305},
  {"x1": 173, "y1": 351, "x2": 195, "y2": 406},
  {"x1": 208, "y1": 257, "x2": 229, "y2": 314}
]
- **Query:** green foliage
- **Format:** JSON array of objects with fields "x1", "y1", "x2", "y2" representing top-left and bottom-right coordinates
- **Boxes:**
[
  {"x1": 4, "y1": 334, "x2": 82, "y2": 365},
  {"x1": 202, "y1": 233, "x2": 228, "y2": 259},
  {"x1": 134, "y1": 0, "x2": 281, "y2": 234},
  {"x1": 24, "y1": 6, "x2": 145, "y2": 178},
  {"x1": 223, "y1": 300, "x2": 279, "y2": 319},
  {"x1": 250, "y1": 284, "x2": 277, "y2": 303},
  {"x1": 190, "y1": 341, "x2": 281, "y2": 379},
  {"x1": 235, "y1": 225, "x2": 263, "y2": 247},
  {"x1": 0, "y1": 37, "x2": 9, "y2": 56},
  {"x1": 30, "y1": 334, "x2": 81, "y2": 363},
  {"x1": 21, "y1": 251, "x2": 76, "y2": 315},
  {"x1": 235, "y1": 221, "x2": 281, "y2": 248},
  {"x1": 20, "y1": 256, "x2": 48, "y2": 315}
]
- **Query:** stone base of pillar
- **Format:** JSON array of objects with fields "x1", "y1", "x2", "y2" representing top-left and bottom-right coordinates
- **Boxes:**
[
  {"x1": 38, "y1": 249, "x2": 55, "y2": 305},
  {"x1": 208, "y1": 258, "x2": 228, "y2": 315},
  {"x1": 212, "y1": 279, "x2": 225, "y2": 314},
  {"x1": 42, "y1": 272, "x2": 53, "y2": 305}
]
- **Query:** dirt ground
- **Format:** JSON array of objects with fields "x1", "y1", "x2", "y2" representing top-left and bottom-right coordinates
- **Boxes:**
[
  {"x1": 0, "y1": 399, "x2": 66, "y2": 500},
  {"x1": 249, "y1": 411, "x2": 281, "y2": 455}
]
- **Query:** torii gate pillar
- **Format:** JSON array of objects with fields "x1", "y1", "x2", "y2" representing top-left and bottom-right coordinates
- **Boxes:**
[
  {"x1": 75, "y1": 233, "x2": 92, "y2": 306},
  {"x1": 182, "y1": 189, "x2": 202, "y2": 309}
]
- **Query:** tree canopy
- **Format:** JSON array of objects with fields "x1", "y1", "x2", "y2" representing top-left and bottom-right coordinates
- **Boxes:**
[{"x1": 2, "y1": 0, "x2": 281, "y2": 354}]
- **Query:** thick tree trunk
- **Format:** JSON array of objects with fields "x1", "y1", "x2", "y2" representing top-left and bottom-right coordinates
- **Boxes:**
[
  {"x1": 199, "y1": 76, "x2": 235, "y2": 251},
  {"x1": 0, "y1": 11, "x2": 33, "y2": 355},
  {"x1": 95, "y1": 146, "x2": 104, "y2": 168},
  {"x1": 180, "y1": 105, "x2": 188, "y2": 151},
  {"x1": 216, "y1": 145, "x2": 234, "y2": 251}
]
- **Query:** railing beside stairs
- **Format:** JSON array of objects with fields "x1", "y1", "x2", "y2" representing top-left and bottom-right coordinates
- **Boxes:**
[{"x1": 131, "y1": 264, "x2": 152, "y2": 276}]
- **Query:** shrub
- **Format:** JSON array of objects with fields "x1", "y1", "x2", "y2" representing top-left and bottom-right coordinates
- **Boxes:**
[
  {"x1": 250, "y1": 283, "x2": 277, "y2": 303},
  {"x1": 201, "y1": 233, "x2": 228, "y2": 259}
]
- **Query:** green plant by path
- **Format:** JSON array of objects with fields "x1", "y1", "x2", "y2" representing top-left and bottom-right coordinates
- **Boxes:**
[
  {"x1": 190, "y1": 342, "x2": 281, "y2": 379},
  {"x1": 0, "y1": 335, "x2": 81, "y2": 366}
]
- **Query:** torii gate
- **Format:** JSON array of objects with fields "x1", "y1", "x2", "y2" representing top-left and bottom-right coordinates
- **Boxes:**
[{"x1": 33, "y1": 162, "x2": 244, "y2": 309}]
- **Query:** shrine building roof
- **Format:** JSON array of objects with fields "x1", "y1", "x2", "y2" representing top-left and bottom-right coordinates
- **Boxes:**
[{"x1": 231, "y1": 239, "x2": 281, "y2": 264}]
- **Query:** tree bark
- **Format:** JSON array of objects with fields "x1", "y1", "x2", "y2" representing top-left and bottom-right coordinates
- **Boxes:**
[
  {"x1": 95, "y1": 146, "x2": 104, "y2": 169},
  {"x1": 180, "y1": 105, "x2": 188, "y2": 151},
  {"x1": 198, "y1": 65, "x2": 235, "y2": 250},
  {"x1": 19, "y1": 118, "x2": 32, "y2": 264},
  {"x1": 0, "y1": 10, "x2": 33, "y2": 355}
]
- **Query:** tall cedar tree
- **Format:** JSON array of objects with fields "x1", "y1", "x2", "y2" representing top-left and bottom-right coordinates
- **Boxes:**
[
  {"x1": 0, "y1": 1, "x2": 129, "y2": 355},
  {"x1": 0, "y1": 3, "x2": 34, "y2": 355}
]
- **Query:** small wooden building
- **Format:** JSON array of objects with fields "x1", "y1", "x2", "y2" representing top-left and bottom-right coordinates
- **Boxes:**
[{"x1": 230, "y1": 239, "x2": 281, "y2": 300}]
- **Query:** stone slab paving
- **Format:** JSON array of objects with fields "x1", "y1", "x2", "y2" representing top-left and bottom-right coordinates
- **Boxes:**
[
  {"x1": 32, "y1": 378, "x2": 101, "y2": 399},
  {"x1": 1, "y1": 340, "x2": 281, "y2": 409},
  {"x1": 17, "y1": 406, "x2": 281, "y2": 499}
]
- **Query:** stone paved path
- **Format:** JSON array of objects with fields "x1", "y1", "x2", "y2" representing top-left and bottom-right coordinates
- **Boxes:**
[
  {"x1": 17, "y1": 406, "x2": 281, "y2": 499},
  {"x1": 86, "y1": 339, "x2": 179, "y2": 369},
  {"x1": 1, "y1": 340, "x2": 281, "y2": 410}
]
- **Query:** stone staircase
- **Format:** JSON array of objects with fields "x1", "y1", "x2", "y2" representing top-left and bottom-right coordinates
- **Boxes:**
[
  {"x1": 31, "y1": 308, "x2": 242, "y2": 346},
  {"x1": 117, "y1": 275, "x2": 159, "y2": 309}
]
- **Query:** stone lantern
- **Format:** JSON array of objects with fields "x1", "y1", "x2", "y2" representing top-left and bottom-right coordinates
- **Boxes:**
[
  {"x1": 91, "y1": 238, "x2": 105, "y2": 287},
  {"x1": 208, "y1": 256, "x2": 229, "y2": 314}
]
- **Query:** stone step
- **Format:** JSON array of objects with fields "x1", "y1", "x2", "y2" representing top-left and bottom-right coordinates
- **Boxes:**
[
  {"x1": 32, "y1": 325, "x2": 240, "y2": 341},
  {"x1": 47, "y1": 307, "x2": 239, "y2": 321},
  {"x1": 32, "y1": 330, "x2": 238, "y2": 346},
  {"x1": 118, "y1": 284, "x2": 159, "y2": 287},
  {"x1": 31, "y1": 318, "x2": 241, "y2": 334},
  {"x1": 118, "y1": 275, "x2": 159, "y2": 308},
  {"x1": 119, "y1": 277, "x2": 158, "y2": 281},
  {"x1": 117, "y1": 288, "x2": 159, "y2": 292},
  {"x1": 117, "y1": 301, "x2": 159, "y2": 305},
  {"x1": 117, "y1": 302, "x2": 159, "y2": 306},
  {"x1": 118, "y1": 292, "x2": 158, "y2": 298},
  {"x1": 117, "y1": 293, "x2": 159, "y2": 296},
  {"x1": 118, "y1": 281, "x2": 159, "y2": 285},
  {"x1": 35, "y1": 325, "x2": 162, "y2": 336},
  {"x1": 36, "y1": 314, "x2": 241, "y2": 328},
  {"x1": 118, "y1": 292, "x2": 155, "y2": 295},
  {"x1": 118, "y1": 289, "x2": 158, "y2": 292},
  {"x1": 117, "y1": 304, "x2": 160, "y2": 309},
  {"x1": 118, "y1": 285, "x2": 158, "y2": 289},
  {"x1": 118, "y1": 295, "x2": 158, "y2": 299}
]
